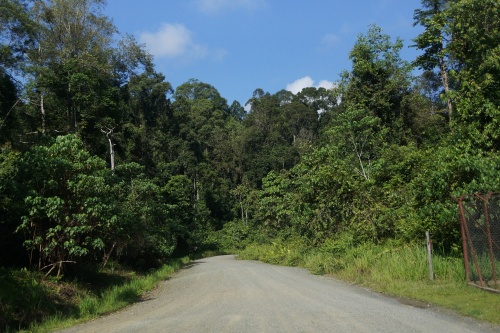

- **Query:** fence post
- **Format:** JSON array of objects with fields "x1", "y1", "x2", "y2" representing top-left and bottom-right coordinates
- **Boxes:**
[{"x1": 426, "y1": 231, "x2": 434, "y2": 281}]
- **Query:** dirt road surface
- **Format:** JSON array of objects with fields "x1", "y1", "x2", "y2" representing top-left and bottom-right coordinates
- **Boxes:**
[{"x1": 59, "y1": 255, "x2": 499, "y2": 333}]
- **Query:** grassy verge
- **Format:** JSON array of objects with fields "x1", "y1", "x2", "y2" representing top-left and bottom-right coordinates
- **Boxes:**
[
  {"x1": 1, "y1": 257, "x2": 191, "y2": 333},
  {"x1": 237, "y1": 239, "x2": 500, "y2": 324}
]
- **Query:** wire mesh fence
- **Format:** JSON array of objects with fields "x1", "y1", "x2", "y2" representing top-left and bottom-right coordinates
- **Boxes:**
[{"x1": 456, "y1": 192, "x2": 500, "y2": 292}]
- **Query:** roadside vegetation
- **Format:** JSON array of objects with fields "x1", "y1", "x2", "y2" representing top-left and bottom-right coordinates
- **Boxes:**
[
  {"x1": 0, "y1": 257, "x2": 190, "y2": 332},
  {"x1": 1, "y1": 0, "x2": 500, "y2": 331}
]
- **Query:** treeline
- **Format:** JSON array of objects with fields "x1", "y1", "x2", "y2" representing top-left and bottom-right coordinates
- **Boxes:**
[{"x1": 1, "y1": 0, "x2": 500, "y2": 278}]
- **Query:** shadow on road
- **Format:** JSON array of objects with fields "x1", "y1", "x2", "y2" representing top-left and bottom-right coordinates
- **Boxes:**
[{"x1": 181, "y1": 261, "x2": 205, "y2": 270}]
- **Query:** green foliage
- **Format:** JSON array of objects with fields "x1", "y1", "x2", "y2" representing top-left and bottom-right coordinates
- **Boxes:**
[
  {"x1": 211, "y1": 220, "x2": 255, "y2": 251},
  {"x1": 119, "y1": 176, "x2": 176, "y2": 265},
  {"x1": 237, "y1": 237, "x2": 310, "y2": 266},
  {"x1": 341, "y1": 24, "x2": 413, "y2": 129},
  {"x1": 241, "y1": 88, "x2": 320, "y2": 187},
  {"x1": 449, "y1": 0, "x2": 500, "y2": 149},
  {"x1": 17, "y1": 135, "x2": 116, "y2": 275},
  {"x1": 397, "y1": 143, "x2": 500, "y2": 247},
  {"x1": 326, "y1": 108, "x2": 387, "y2": 181},
  {"x1": 412, "y1": 1, "x2": 448, "y2": 66}
]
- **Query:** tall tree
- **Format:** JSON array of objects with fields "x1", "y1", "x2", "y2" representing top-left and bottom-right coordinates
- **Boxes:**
[
  {"x1": 413, "y1": 0, "x2": 455, "y2": 120},
  {"x1": 23, "y1": 0, "x2": 118, "y2": 137},
  {"x1": 118, "y1": 68, "x2": 173, "y2": 173},
  {"x1": 339, "y1": 25, "x2": 413, "y2": 135},
  {"x1": 170, "y1": 79, "x2": 238, "y2": 230},
  {"x1": 243, "y1": 89, "x2": 290, "y2": 187}
]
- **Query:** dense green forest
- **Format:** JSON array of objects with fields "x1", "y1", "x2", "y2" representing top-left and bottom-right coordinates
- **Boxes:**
[{"x1": 1, "y1": 0, "x2": 499, "y2": 298}]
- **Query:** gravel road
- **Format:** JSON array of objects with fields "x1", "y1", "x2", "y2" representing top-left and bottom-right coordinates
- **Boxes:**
[{"x1": 59, "y1": 255, "x2": 499, "y2": 333}]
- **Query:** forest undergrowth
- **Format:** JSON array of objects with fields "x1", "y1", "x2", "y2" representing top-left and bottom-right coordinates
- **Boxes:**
[{"x1": 0, "y1": 257, "x2": 194, "y2": 333}]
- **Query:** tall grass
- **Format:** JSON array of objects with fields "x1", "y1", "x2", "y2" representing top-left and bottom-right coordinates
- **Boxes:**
[
  {"x1": 237, "y1": 238, "x2": 308, "y2": 266},
  {"x1": 239, "y1": 239, "x2": 464, "y2": 283},
  {"x1": 327, "y1": 243, "x2": 465, "y2": 284}
]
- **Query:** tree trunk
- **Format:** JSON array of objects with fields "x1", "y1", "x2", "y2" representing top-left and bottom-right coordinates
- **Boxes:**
[
  {"x1": 440, "y1": 53, "x2": 453, "y2": 121},
  {"x1": 194, "y1": 171, "x2": 199, "y2": 201},
  {"x1": 40, "y1": 93, "x2": 46, "y2": 134},
  {"x1": 240, "y1": 195, "x2": 244, "y2": 223},
  {"x1": 101, "y1": 127, "x2": 115, "y2": 172}
]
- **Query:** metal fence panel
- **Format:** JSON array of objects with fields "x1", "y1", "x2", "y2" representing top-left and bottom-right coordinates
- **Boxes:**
[{"x1": 456, "y1": 193, "x2": 500, "y2": 292}]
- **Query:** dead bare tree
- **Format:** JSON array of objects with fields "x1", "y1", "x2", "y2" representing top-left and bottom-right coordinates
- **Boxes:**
[{"x1": 101, "y1": 126, "x2": 115, "y2": 172}]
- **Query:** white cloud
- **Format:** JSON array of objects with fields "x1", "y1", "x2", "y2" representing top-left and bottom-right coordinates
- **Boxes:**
[
  {"x1": 139, "y1": 24, "x2": 192, "y2": 58},
  {"x1": 317, "y1": 80, "x2": 334, "y2": 90},
  {"x1": 194, "y1": 0, "x2": 267, "y2": 14},
  {"x1": 139, "y1": 23, "x2": 227, "y2": 62},
  {"x1": 286, "y1": 76, "x2": 334, "y2": 95},
  {"x1": 286, "y1": 76, "x2": 314, "y2": 95}
]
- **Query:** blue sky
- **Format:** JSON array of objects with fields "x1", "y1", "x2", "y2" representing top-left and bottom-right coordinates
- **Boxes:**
[{"x1": 104, "y1": 0, "x2": 424, "y2": 107}]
